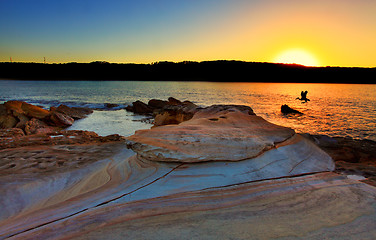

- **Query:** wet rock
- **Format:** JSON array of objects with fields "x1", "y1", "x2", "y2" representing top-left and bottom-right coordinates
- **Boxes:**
[
  {"x1": 148, "y1": 99, "x2": 169, "y2": 109},
  {"x1": 0, "y1": 115, "x2": 18, "y2": 129},
  {"x1": 4, "y1": 101, "x2": 23, "y2": 114},
  {"x1": 54, "y1": 104, "x2": 93, "y2": 119},
  {"x1": 105, "y1": 103, "x2": 119, "y2": 109},
  {"x1": 307, "y1": 134, "x2": 376, "y2": 186},
  {"x1": 50, "y1": 112, "x2": 74, "y2": 127},
  {"x1": 4, "y1": 101, "x2": 50, "y2": 119},
  {"x1": 125, "y1": 105, "x2": 134, "y2": 112},
  {"x1": 167, "y1": 97, "x2": 182, "y2": 105},
  {"x1": 21, "y1": 102, "x2": 50, "y2": 119},
  {"x1": 281, "y1": 104, "x2": 302, "y2": 114},
  {"x1": 131, "y1": 100, "x2": 153, "y2": 114}
]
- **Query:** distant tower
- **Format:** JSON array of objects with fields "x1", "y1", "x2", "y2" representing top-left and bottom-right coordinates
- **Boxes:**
[
  {"x1": 44, "y1": 57, "x2": 46, "y2": 64},
  {"x1": 10, "y1": 57, "x2": 12, "y2": 63}
]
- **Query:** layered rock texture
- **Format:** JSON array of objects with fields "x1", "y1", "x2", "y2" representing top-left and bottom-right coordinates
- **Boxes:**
[
  {"x1": 0, "y1": 101, "x2": 93, "y2": 136},
  {"x1": 1, "y1": 103, "x2": 376, "y2": 239}
]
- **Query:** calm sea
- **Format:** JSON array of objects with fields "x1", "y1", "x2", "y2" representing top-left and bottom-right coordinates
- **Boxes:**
[{"x1": 0, "y1": 80, "x2": 375, "y2": 141}]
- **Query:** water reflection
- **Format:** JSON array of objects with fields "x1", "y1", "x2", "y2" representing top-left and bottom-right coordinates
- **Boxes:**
[{"x1": 0, "y1": 81, "x2": 375, "y2": 141}]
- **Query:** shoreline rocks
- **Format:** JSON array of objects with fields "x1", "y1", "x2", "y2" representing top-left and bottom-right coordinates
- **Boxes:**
[
  {"x1": 125, "y1": 97, "x2": 199, "y2": 126},
  {"x1": 303, "y1": 133, "x2": 376, "y2": 186},
  {"x1": 1, "y1": 101, "x2": 376, "y2": 239},
  {"x1": 0, "y1": 101, "x2": 93, "y2": 135}
]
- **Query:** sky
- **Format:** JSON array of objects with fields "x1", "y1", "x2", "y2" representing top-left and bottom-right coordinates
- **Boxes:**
[{"x1": 0, "y1": 0, "x2": 375, "y2": 67}]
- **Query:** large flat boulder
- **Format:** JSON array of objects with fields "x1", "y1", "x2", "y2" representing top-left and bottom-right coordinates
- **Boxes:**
[{"x1": 127, "y1": 105, "x2": 296, "y2": 163}]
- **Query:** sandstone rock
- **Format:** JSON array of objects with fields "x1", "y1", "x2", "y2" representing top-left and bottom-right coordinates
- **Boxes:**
[
  {"x1": 21, "y1": 102, "x2": 50, "y2": 119},
  {"x1": 54, "y1": 105, "x2": 93, "y2": 119},
  {"x1": 0, "y1": 128, "x2": 25, "y2": 138},
  {"x1": 50, "y1": 112, "x2": 74, "y2": 127},
  {"x1": 154, "y1": 105, "x2": 198, "y2": 126},
  {"x1": 154, "y1": 110, "x2": 193, "y2": 126},
  {"x1": 4, "y1": 101, "x2": 50, "y2": 119},
  {"x1": 127, "y1": 105, "x2": 321, "y2": 163},
  {"x1": 152, "y1": 100, "x2": 199, "y2": 126},
  {"x1": 6, "y1": 102, "x2": 376, "y2": 240},
  {"x1": 24, "y1": 118, "x2": 56, "y2": 135},
  {"x1": 4, "y1": 100, "x2": 23, "y2": 115},
  {"x1": 198, "y1": 104, "x2": 254, "y2": 116},
  {"x1": 3, "y1": 105, "x2": 374, "y2": 240},
  {"x1": 0, "y1": 115, "x2": 18, "y2": 129},
  {"x1": 14, "y1": 112, "x2": 30, "y2": 129},
  {"x1": 0, "y1": 129, "x2": 125, "y2": 149}
]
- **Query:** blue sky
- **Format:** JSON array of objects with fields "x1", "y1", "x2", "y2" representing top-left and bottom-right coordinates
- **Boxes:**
[{"x1": 1, "y1": 0, "x2": 375, "y2": 66}]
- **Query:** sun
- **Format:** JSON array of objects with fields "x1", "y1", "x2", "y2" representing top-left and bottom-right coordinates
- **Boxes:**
[{"x1": 273, "y1": 49, "x2": 319, "y2": 66}]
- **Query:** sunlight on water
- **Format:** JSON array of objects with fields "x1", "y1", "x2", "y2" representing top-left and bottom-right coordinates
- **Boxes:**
[
  {"x1": 67, "y1": 110, "x2": 151, "y2": 137},
  {"x1": 0, "y1": 80, "x2": 375, "y2": 140}
]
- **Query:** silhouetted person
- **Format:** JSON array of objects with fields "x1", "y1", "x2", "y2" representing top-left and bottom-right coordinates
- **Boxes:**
[{"x1": 296, "y1": 90, "x2": 310, "y2": 103}]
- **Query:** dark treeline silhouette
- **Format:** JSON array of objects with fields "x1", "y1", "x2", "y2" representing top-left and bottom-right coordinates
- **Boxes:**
[{"x1": 0, "y1": 60, "x2": 375, "y2": 83}]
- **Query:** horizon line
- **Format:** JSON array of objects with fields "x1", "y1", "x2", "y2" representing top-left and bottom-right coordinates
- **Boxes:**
[{"x1": 1, "y1": 60, "x2": 375, "y2": 69}]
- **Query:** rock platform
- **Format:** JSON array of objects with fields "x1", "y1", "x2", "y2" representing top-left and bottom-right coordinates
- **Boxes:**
[{"x1": 0, "y1": 103, "x2": 376, "y2": 239}]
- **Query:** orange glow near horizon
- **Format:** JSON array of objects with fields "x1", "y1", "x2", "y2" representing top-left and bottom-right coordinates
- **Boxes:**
[
  {"x1": 273, "y1": 49, "x2": 320, "y2": 66},
  {"x1": 1, "y1": 1, "x2": 375, "y2": 67}
]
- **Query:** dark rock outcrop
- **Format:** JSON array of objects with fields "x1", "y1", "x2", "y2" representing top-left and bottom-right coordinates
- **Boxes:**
[
  {"x1": 0, "y1": 101, "x2": 94, "y2": 135},
  {"x1": 304, "y1": 134, "x2": 376, "y2": 186},
  {"x1": 126, "y1": 98, "x2": 199, "y2": 124},
  {"x1": 154, "y1": 102, "x2": 199, "y2": 126},
  {"x1": 105, "y1": 103, "x2": 119, "y2": 109},
  {"x1": 0, "y1": 115, "x2": 18, "y2": 129},
  {"x1": 52, "y1": 104, "x2": 93, "y2": 120},
  {"x1": 131, "y1": 101, "x2": 154, "y2": 115},
  {"x1": 281, "y1": 104, "x2": 302, "y2": 114},
  {"x1": 50, "y1": 112, "x2": 74, "y2": 127},
  {"x1": 148, "y1": 99, "x2": 169, "y2": 109},
  {"x1": 167, "y1": 97, "x2": 182, "y2": 105}
]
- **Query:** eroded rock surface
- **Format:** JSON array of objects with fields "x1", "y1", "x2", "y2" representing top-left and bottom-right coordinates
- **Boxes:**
[
  {"x1": 127, "y1": 105, "x2": 316, "y2": 164},
  {"x1": 1, "y1": 103, "x2": 375, "y2": 240}
]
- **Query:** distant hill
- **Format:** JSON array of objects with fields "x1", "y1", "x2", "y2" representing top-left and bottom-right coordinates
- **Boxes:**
[{"x1": 0, "y1": 61, "x2": 375, "y2": 83}]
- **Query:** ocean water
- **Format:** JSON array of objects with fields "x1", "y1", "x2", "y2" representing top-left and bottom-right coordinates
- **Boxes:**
[{"x1": 0, "y1": 80, "x2": 375, "y2": 141}]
